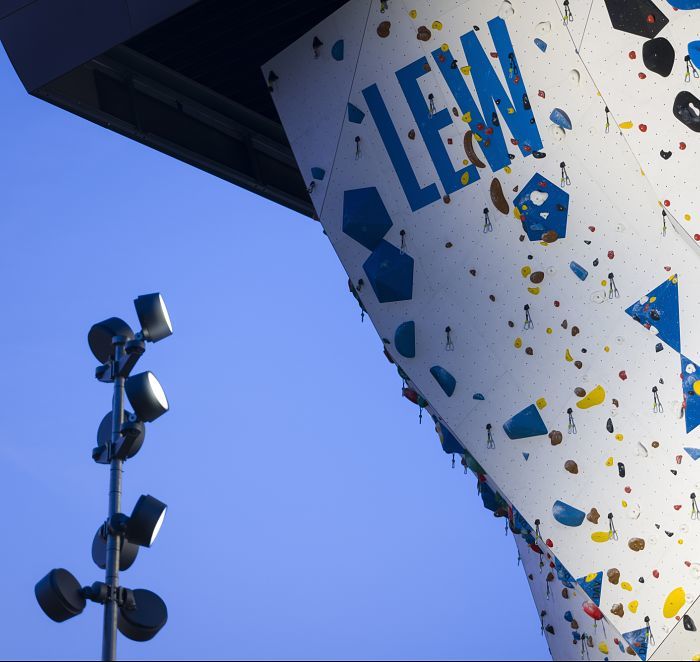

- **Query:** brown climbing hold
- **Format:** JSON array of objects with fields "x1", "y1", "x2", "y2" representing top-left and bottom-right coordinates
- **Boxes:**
[
  {"x1": 587, "y1": 508, "x2": 600, "y2": 524},
  {"x1": 561, "y1": 587, "x2": 569, "y2": 599},
  {"x1": 408, "y1": 129, "x2": 416, "y2": 140},
  {"x1": 611, "y1": 603, "x2": 625, "y2": 617},
  {"x1": 530, "y1": 271, "x2": 545, "y2": 284},
  {"x1": 607, "y1": 568, "x2": 620, "y2": 585},
  {"x1": 612, "y1": 399, "x2": 619, "y2": 407},
  {"x1": 628, "y1": 537, "x2": 646, "y2": 552},
  {"x1": 452, "y1": 107, "x2": 459, "y2": 117},
  {"x1": 651, "y1": 441, "x2": 659, "y2": 448},
  {"x1": 377, "y1": 21, "x2": 391, "y2": 38},
  {"x1": 423, "y1": 63, "x2": 431, "y2": 72},
  {"x1": 574, "y1": 387, "x2": 586, "y2": 397},
  {"x1": 626, "y1": 646, "x2": 635, "y2": 656},
  {"x1": 571, "y1": 326, "x2": 580, "y2": 337},
  {"x1": 525, "y1": 347, "x2": 534, "y2": 355},
  {"x1": 416, "y1": 25, "x2": 431, "y2": 41},
  {"x1": 574, "y1": 360, "x2": 583, "y2": 369},
  {"x1": 561, "y1": 320, "x2": 568, "y2": 329},
  {"x1": 464, "y1": 131, "x2": 486, "y2": 168},
  {"x1": 443, "y1": 195, "x2": 451, "y2": 204},
  {"x1": 570, "y1": 619, "x2": 579, "y2": 630},
  {"x1": 490, "y1": 178, "x2": 510, "y2": 215},
  {"x1": 549, "y1": 430, "x2": 563, "y2": 446},
  {"x1": 564, "y1": 460, "x2": 578, "y2": 474},
  {"x1": 541, "y1": 230, "x2": 559, "y2": 243}
]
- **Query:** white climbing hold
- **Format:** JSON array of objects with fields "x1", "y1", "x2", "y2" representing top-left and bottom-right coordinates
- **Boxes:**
[
  {"x1": 536, "y1": 21, "x2": 551, "y2": 34},
  {"x1": 498, "y1": 1, "x2": 515, "y2": 18},
  {"x1": 549, "y1": 124, "x2": 566, "y2": 141},
  {"x1": 569, "y1": 69, "x2": 581, "y2": 85},
  {"x1": 530, "y1": 191, "x2": 549, "y2": 206}
]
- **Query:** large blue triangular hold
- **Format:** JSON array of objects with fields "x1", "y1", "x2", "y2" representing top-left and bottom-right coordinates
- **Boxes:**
[
  {"x1": 503, "y1": 404, "x2": 548, "y2": 439},
  {"x1": 622, "y1": 627, "x2": 649, "y2": 661},
  {"x1": 684, "y1": 447, "x2": 700, "y2": 461},
  {"x1": 681, "y1": 355, "x2": 700, "y2": 434},
  {"x1": 625, "y1": 276, "x2": 680, "y2": 353},
  {"x1": 576, "y1": 571, "x2": 603, "y2": 606}
]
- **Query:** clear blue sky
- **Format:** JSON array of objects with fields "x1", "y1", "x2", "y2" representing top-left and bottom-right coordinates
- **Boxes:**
[{"x1": 0, "y1": 47, "x2": 549, "y2": 660}]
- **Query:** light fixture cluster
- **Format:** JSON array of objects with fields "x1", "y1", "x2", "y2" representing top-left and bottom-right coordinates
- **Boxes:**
[{"x1": 35, "y1": 294, "x2": 174, "y2": 658}]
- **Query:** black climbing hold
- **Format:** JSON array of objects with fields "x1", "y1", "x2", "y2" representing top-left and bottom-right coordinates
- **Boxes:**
[
  {"x1": 660, "y1": 150, "x2": 672, "y2": 160},
  {"x1": 533, "y1": 151, "x2": 546, "y2": 159},
  {"x1": 684, "y1": 614, "x2": 696, "y2": 631},
  {"x1": 603, "y1": 0, "x2": 669, "y2": 39},
  {"x1": 673, "y1": 91, "x2": 700, "y2": 133},
  {"x1": 523, "y1": 93, "x2": 531, "y2": 111},
  {"x1": 584, "y1": 240, "x2": 592, "y2": 245},
  {"x1": 618, "y1": 462, "x2": 625, "y2": 477},
  {"x1": 593, "y1": 258, "x2": 599, "y2": 267},
  {"x1": 642, "y1": 38, "x2": 675, "y2": 77},
  {"x1": 639, "y1": 577, "x2": 645, "y2": 583},
  {"x1": 655, "y1": 342, "x2": 664, "y2": 352},
  {"x1": 607, "y1": 418, "x2": 614, "y2": 433},
  {"x1": 492, "y1": 111, "x2": 500, "y2": 127},
  {"x1": 650, "y1": 309, "x2": 661, "y2": 321},
  {"x1": 671, "y1": 469, "x2": 678, "y2": 475},
  {"x1": 545, "y1": 625, "x2": 555, "y2": 635}
]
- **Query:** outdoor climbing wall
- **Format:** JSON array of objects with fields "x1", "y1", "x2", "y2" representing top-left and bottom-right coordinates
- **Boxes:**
[{"x1": 265, "y1": 1, "x2": 700, "y2": 659}]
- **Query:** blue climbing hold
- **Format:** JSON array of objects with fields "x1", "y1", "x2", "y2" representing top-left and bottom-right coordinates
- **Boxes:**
[
  {"x1": 552, "y1": 500, "x2": 586, "y2": 527},
  {"x1": 564, "y1": 611, "x2": 573, "y2": 623},
  {"x1": 343, "y1": 187, "x2": 393, "y2": 250},
  {"x1": 550, "y1": 108, "x2": 572, "y2": 130},
  {"x1": 570, "y1": 261, "x2": 588, "y2": 281},
  {"x1": 622, "y1": 627, "x2": 649, "y2": 661},
  {"x1": 437, "y1": 424, "x2": 463, "y2": 455},
  {"x1": 522, "y1": 452, "x2": 530, "y2": 461},
  {"x1": 684, "y1": 447, "x2": 700, "y2": 460},
  {"x1": 363, "y1": 240, "x2": 414, "y2": 303},
  {"x1": 331, "y1": 39, "x2": 344, "y2": 61},
  {"x1": 576, "y1": 571, "x2": 603, "y2": 606},
  {"x1": 311, "y1": 167, "x2": 326, "y2": 181},
  {"x1": 534, "y1": 38, "x2": 547, "y2": 52},
  {"x1": 681, "y1": 355, "x2": 700, "y2": 434},
  {"x1": 394, "y1": 321, "x2": 416, "y2": 358},
  {"x1": 667, "y1": 0, "x2": 700, "y2": 8},
  {"x1": 347, "y1": 102, "x2": 365, "y2": 124},
  {"x1": 473, "y1": 393, "x2": 485, "y2": 400},
  {"x1": 625, "y1": 276, "x2": 680, "y2": 352},
  {"x1": 514, "y1": 173, "x2": 569, "y2": 242},
  {"x1": 689, "y1": 41, "x2": 700, "y2": 69},
  {"x1": 480, "y1": 483, "x2": 499, "y2": 512},
  {"x1": 430, "y1": 366, "x2": 456, "y2": 397},
  {"x1": 503, "y1": 404, "x2": 548, "y2": 439}
]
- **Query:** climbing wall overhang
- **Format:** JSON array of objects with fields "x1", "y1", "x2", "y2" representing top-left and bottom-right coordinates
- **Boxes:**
[{"x1": 265, "y1": 1, "x2": 700, "y2": 659}]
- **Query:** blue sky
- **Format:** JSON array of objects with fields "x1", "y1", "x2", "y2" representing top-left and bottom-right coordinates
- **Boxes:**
[{"x1": 0, "y1": 47, "x2": 548, "y2": 660}]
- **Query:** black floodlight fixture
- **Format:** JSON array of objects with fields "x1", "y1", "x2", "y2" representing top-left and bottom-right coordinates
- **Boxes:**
[
  {"x1": 91, "y1": 527, "x2": 139, "y2": 571},
  {"x1": 92, "y1": 411, "x2": 146, "y2": 464},
  {"x1": 125, "y1": 372, "x2": 169, "y2": 423},
  {"x1": 35, "y1": 569, "x2": 86, "y2": 622},
  {"x1": 126, "y1": 495, "x2": 167, "y2": 548},
  {"x1": 118, "y1": 589, "x2": 168, "y2": 641},
  {"x1": 88, "y1": 318, "x2": 135, "y2": 363},
  {"x1": 134, "y1": 293, "x2": 173, "y2": 343}
]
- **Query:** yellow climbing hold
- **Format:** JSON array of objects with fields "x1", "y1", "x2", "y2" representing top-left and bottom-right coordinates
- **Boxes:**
[
  {"x1": 585, "y1": 573, "x2": 598, "y2": 583},
  {"x1": 577, "y1": 385, "x2": 606, "y2": 409},
  {"x1": 693, "y1": 381, "x2": 700, "y2": 396},
  {"x1": 605, "y1": 457, "x2": 614, "y2": 467},
  {"x1": 521, "y1": 266, "x2": 532, "y2": 278},
  {"x1": 598, "y1": 642, "x2": 609, "y2": 655},
  {"x1": 462, "y1": 112, "x2": 472, "y2": 123},
  {"x1": 692, "y1": 655, "x2": 700, "y2": 662},
  {"x1": 621, "y1": 500, "x2": 628, "y2": 507},
  {"x1": 527, "y1": 287, "x2": 540, "y2": 295},
  {"x1": 507, "y1": 107, "x2": 515, "y2": 115},
  {"x1": 663, "y1": 587, "x2": 686, "y2": 618},
  {"x1": 685, "y1": 214, "x2": 692, "y2": 221},
  {"x1": 604, "y1": 346, "x2": 610, "y2": 352},
  {"x1": 409, "y1": 9, "x2": 417, "y2": 18},
  {"x1": 546, "y1": 328, "x2": 553, "y2": 335},
  {"x1": 462, "y1": 159, "x2": 469, "y2": 166},
  {"x1": 615, "y1": 433, "x2": 624, "y2": 441},
  {"x1": 460, "y1": 172, "x2": 470, "y2": 185},
  {"x1": 536, "y1": 398, "x2": 547, "y2": 410},
  {"x1": 621, "y1": 581, "x2": 632, "y2": 591},
  {"x1": 433, "y1": 21, "x2": 443, "y2": 30},
  {"x1": 619, "y1": 121, "x2": 634, "y2": 129},
  {"x1": 513, "y1": 208, "x2": 521, "y2": 221},
  {"x1": 440, "y1": 42, "x2": 449, "y2": 51},
  {"x1": 521, "y1": 204, "x2": 529, "y2": 211},
  {"x1": 514, "y1": 337, "x2": 523, "y2": 349},
  {"x1": 650, "y1": 296, "x2": 657, "y2": 303},
  {"x1": 679, "y1": 538, "x2": 684, "y2": 544},
  {"x1": 591, "y1": 531, "x2": 611, "y2": 542},
  {"x1": 628, "y1": 600, "x2": 639, "y2": 614},
  {"x1": 460, "y1": 65, "x2": 471, "y2": 75},
  {"x1": 474, "y1": 133, "x2": 483, "y2": 142},
  {"x1": 565, "y1": 349, "x2": 574, "y2": 362},
  {"x1": 601, "y1": 279, "x2": 608, "y2": 287},
  {"x1": 504, "y1": 166, "x2": 512, "y2": 174}
]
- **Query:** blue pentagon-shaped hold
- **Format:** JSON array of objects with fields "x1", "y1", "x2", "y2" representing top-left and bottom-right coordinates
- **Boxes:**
[
  {"x1": 430, "y1": 365, "x2": 456, "y2": 397},
  {"x1": 570, "y1": 261, "x2": 588, "y2": 281},
  {"x1": 394, "y1": 321, "x2": 416, "y2": 358},
  {"x1": 550, "y1": 107, "x2": 572, "y2": 130},
  {"x1": 331, "y1": 39, "x2": 344, "y2": 61},
  {"x1": 347, "y1": 102, "x2": 365, "y2": 124},
  {"x1": 363, "y1": 240, "x2": 413, "y2": 303},
  {"x1": 534, "y1": 38, "x2": 548, "y2": 52},
  {"x1": 552, "y1": 500, "x2": 586, "y2": 527},
  {"x1": 311, "y1": 167, "x2": 326, "y2": 181},
  {"x1": 513, "y1": 173, "x2": 569, "y2": 242},
  {"x1": 689, "y1": 40, "x2": 700, "y2": 69},
  {"x1": 343, "y1": 187, "x2": 393, "y2": 250},
  {"x1": 503, "y1": 404, "x2": 547, "y2": 439}
]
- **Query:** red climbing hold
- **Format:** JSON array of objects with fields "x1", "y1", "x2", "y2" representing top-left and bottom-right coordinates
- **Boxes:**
[
  {"x1": 680, "y1": 142, "x2": 687, "y2": 150},
  {"x1": 546, "y1": 538, "x2": 554, "y2": 548},
  {"x1": 674, "y1": 504, "x2": 682, "y2": 510},
  {"x1": 538, "y1": 90, "x2": 546, "y2": 98},
  {"x1": 554, "y1": 300, "x2": 560, "y2": 307},
  {"x1": 653, "y1": 569, "x2": 660, "y2": 578},
  {"x1": 588, "y1": 226, "x2": 596, "y2": 232},
  {"x1": 608, "y1": 250, "x2": 615, "y2": 259},
  {"x1": 647, "y1": 14, "x2": 655, "y2": 24},
  {"x1": 629, "y1": 51, "x2": 637, "y2": 59},
  {"x1": 619, "y1": 370, "x2": 628, "y2": 380},
  {"x1": 639, "y1": 124, "x2": 647, "y2": 132},
  {"x1": 639, "y1": 72, "x2": 647, "y2": 79},
  {"x1": 664, "y1": 200, "x2": 671, "y2": 207},
  {"x1": 583, "y1": 601, "x2": 604, "y2": 620}
]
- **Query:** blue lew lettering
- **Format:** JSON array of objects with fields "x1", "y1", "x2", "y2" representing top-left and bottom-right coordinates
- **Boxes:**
[
  {"x1": 362, "y1": 83, "x2": 440, "y2": 212},
  {"x1": 433, "y1": 17, "x2": 543, "y2": 172}
]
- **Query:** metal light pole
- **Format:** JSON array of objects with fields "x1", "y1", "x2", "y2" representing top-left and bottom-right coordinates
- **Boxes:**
[{"x1": 34, "y1": 294, "x2": 173, "y2": 659}]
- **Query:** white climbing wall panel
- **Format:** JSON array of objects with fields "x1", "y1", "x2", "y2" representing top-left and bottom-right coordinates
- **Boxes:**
[{"x1": 265, "y1": 1, "x2": 700, "y2": 659}]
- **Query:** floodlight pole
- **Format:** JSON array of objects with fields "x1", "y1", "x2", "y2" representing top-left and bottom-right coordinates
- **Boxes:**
[{"x1": 102, "y1": 336, "x2": 126, "y2": 662}]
